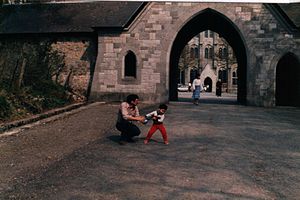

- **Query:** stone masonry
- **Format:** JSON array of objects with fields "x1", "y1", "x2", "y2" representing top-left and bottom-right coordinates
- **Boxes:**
[
  {"x1": 0, "y1": 37, "x2": 96, "y2": 102},
  {"x1": 90, "y1": 2, "x2": 300, "y2": 106}
]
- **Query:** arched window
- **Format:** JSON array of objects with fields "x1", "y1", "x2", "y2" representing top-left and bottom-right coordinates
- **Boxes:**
[
  {"x1": 209, "y1": 47, "x2": 213, "y2": 59},
  {"x1": 218, "y1": 69, "x2": 227, "y2": 83},
  {"x1": 195, "y1": 47, "x2": 199, "y2": 58},
  {"x1": 219, "y1": 48, "x2": 223, "y2": 58},
  {"x1": 190, "y1": 48, "x2": 194, "y2": 58},
  {"x1": 124, "y1": 51, "x2": 137, "y2": 78},
  {"x1": 205, "y1": 48, "x2": 209, "y2": 58},
  {"x1": 232, "y1": 71, "x2": 237, "y2": 85}
]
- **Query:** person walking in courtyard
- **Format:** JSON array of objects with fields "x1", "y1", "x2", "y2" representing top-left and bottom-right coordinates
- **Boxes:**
[
  {"x1": 144, "y1": 104, "x2": 169, "y2": 145},
  {"x1": 116, "y1": 94, "x2": 145, "y2": 145},
  {"x1": 216, "y1": 79, "x2": 222, "y2": 97},
  {"x1": 192, "y1": 74, "x2": 203, "y2": 105}
]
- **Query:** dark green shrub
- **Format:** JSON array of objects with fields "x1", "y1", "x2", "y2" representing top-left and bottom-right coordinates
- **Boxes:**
[{"x1": 0, "y1": 95, "x2": 12, "y2": 119}]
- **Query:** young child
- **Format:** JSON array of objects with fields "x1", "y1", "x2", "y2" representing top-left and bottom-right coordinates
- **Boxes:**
[{"x1": 144, "y1": 104, "x2": 169, "y2": 145}]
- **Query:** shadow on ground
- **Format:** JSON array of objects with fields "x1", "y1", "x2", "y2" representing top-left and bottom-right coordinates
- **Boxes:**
[{"x1": 1, "y1": 102, "x2": 300, "y2": 200}]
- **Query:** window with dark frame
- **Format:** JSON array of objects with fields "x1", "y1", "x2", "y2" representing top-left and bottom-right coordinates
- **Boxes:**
[
  {"x1": 218, "y1": 69, "x2": 228, "y2": 83},
  {"x1": 195, "y1": 47, "x2": 199, "y2": 58},
  {"x1": 205, "y1": 48, "x2": 209, "y2": 58},
  {"x1": 219, "y1": 48, "x2": 223, "y2": 58},
  {"x1": 209, "y1": 47, "x2": 213, "y2": 59},
  {"x1": 190, "y1": 48, "x2": 194, "y2": 58},
  {"x1": 124, "y1": 50, "x2": 137, "y2": 78},
  {"x1": 232, "y1": 71, "x2": 237, "y2": 85}
]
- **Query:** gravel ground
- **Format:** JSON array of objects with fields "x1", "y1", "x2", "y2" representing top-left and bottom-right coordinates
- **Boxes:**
[{"x1": 0, "y1": 100, "x2": 300, "y2": 200}]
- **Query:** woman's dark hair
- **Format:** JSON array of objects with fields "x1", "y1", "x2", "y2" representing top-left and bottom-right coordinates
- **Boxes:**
[
  {"x1": 126, "y1": 94, "x2": 139, "y2": 103},
  {"x1": 159, "y1": 104, "x2": 168, "y2": 110}
]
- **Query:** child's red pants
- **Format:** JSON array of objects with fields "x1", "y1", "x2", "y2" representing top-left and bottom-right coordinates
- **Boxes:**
[{"x1": 145, "y1": 124, "x2": 168, "y2": 142}]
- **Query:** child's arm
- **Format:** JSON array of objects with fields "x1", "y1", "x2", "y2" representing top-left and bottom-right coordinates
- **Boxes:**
[
  {"x1": 145, "y1": 111, "x2": 156, "y2": 120},
  {"x1": 142, "y1": 111, "x2": 156, "y2": 124}
]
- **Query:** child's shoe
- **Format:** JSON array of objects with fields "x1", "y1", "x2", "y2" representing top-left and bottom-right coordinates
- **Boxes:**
[
  {"x1": 144, "y1": 140, "x2": 149, "y2": 144},
  {"x1": 164, "y1": 141, "x2": 169, "y2": 145}
]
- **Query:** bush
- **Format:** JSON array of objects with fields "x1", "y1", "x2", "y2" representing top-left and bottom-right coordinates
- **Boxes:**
[
  {"x1": 0, "y1": 40, "x2": 72, "y2": 122},
  {"x1": 30, "y1": 80, "x2": 69, "y2": 109},
  {"x1": 0, "y1": 95, "x2": 12, "y2": 119},
  {"x1": 0, "y1": 81, "x2": 70, "y2": 121}
]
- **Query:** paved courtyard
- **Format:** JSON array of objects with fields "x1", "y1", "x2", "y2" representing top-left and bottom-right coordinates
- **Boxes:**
[{"x1": 0, "y1": 95, "x2": 300, "y2": 199}]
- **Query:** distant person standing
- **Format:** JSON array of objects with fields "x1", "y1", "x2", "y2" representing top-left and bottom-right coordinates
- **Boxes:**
[
  {"x1": 192, "y1": 74, "x2": 203, "y2": 105},
  {"x1": 116, "y1": 94, "x2": 145, "y2": 145},
  {"x1": 216, "y1": 79, "x2": 222, "y2": 97}
]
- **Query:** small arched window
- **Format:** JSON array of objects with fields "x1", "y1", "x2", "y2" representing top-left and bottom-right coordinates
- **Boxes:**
[
  {"x1": 190, "y1": 48, "x2": 194, "y2": 58},
  {"x1": 205, "y1": 48, "x2": 209, "y2": 58},
  {"x1": 219, "y1": 48, "x2": 223, "y2": 58},
  {"x1": 232, "y1": 71, "x2": 236, "y2": 77},
  {"x1": 124, "y1": 50, "x2": 137, "y2": 78},
  {"x1": 232, "y1": 71, "x2": 237, "y2": 85},
  {"x1": 223, "y1": 48, "x2": 228, "y2": 58},
  {"x1": 209, "y1": 47, "x2": 213, "y2": 59},
  {"x1": 218, "y1": 69, "x2": 227, "y2": 83},
  {"x1": 195, "y1": 47, "x2": 199, "y2": 58}
]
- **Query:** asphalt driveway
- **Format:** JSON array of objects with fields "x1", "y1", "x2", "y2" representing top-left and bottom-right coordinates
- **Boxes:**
[{"x1": 0, "y1": 99, "x2": 300, "y2": 200}]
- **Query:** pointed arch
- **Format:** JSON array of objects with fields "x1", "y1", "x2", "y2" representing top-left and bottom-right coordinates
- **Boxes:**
[
  {"x1": 276, "y1": 52, "x2": 300, "y2": 107},
  {"x1": 169, "y1": 8, "x2": 247, "y2": 104},
  {"x1": 124, "y1": 50, "x2": 137, "y2": 78}
]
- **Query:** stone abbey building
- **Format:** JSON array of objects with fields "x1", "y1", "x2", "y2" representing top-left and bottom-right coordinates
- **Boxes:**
[
  {"x1": 1, "y1": 1, "x2": 300, "y2": 107},
  {"x1": 179, "y1": 30, "x2": 238, "y2": 94}
]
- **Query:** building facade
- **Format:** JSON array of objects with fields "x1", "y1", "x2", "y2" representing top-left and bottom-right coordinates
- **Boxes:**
[
  {"x1": 179, "y1": 30, "x2": 238, "y2": 94},
  {"x1": 1, "y1": 2, "x2": 300, "y2": 107}
]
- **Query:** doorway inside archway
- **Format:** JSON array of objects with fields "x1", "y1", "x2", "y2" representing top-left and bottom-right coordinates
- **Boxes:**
[
  {"x1": 204, "y1": 77, "x2": 212, "y2": 92},
  {"x1": 276, "y1": 52, "x2": 300, "y2": 107},
  {"x1": 170, "y1": 8, "x2": 246, "y2": 104}
]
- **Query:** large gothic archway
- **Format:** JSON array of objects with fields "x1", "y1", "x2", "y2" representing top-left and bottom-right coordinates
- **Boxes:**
[
  {"x1": 169, "y1": 8, "x2": 247, "y2": 104},
  {"x1": 276, "y1": 52, "x2": 300, "y2": 107}
]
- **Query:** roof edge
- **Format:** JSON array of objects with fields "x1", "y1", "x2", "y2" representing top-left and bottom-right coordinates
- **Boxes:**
[
  {"x1": 123, "y1": 2, "x2": 148, "y2": 29},
  {"x1": 264, "y1": 3, "x2": 299, "y2": 34}
]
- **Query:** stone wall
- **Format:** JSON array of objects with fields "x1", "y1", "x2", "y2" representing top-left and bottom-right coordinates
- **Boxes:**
[
  {"x1": 90, "y1": 2, "x2": 300, "y2": 106},
  {"x1": 0, "y1": 37, "x2": 96, "y2": 102},
  {"x1": 50, "y1": 38, "x2": 96, "y2": 101}
]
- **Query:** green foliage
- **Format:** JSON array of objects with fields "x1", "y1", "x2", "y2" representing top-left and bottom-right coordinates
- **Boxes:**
[
  {"x1": 0, "y1": 81, "x2": 69, "y2": 122},
  {"x1": 0, "y1": 40, "x2": 71, "y2": 122},
  {"x1": 0, "y1": 93, "x2": 12, "y2": 120},
  {"x1": 17, "y1": 84, "x2": 68, "y2": 114}
]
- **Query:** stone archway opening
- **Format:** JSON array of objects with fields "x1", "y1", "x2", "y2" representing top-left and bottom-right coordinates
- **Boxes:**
[
  {"x1": 169, "y1": 8, "x2": 247, "y2": 104},
  {"x1": 276, "y1": 52, "x2": 300, "y2": 107}
]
